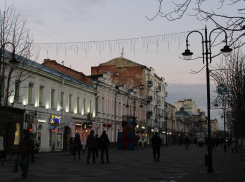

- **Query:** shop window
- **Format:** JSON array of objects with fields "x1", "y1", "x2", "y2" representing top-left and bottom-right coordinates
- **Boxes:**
[
  {"x1": 14, "y1": 80, "x2": 20, "y2": 101},
  {"x1": 39, "y1": 86, "x2": 44, "y2": 106},
  {"x1": 51, "y1": 89, "x2": 55, "y2": 108},
  {"x1": 14, "y1": 123, "x2": 20, "y2": 145},
  {"x1": 60, "y1": 92, "x2": 64, "y2": 108},
  {"x1": 28, "y1": 83, "x2": 34, "y2": 103},
  {"x1": 77, "y1": 97, "x2": 80, "y2": 113},
  {"x1": 69, "y1": 94, "x2": 72, "y2": 112}
]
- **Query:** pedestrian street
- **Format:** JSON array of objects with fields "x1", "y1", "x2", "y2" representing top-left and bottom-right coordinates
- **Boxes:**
[{"x1": 1, "y1": 144, "x2": 241, "y2": 182}]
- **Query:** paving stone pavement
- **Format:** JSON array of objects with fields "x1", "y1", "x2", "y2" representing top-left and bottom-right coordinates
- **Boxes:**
[{"x1": 0, "y1": 144, "x2": 244, "y2": 182}]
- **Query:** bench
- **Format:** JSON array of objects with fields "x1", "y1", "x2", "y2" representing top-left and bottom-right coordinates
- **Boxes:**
[{"x1": 10, "y1": 145, "x2": 19, "y2": 160}]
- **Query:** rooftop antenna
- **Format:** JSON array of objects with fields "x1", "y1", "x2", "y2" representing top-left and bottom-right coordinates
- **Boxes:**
[{"x1": 121, "y1": 47, "x2": 124, "y2": 58}]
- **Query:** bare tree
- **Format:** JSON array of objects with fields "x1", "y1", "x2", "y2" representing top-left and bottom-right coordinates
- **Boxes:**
[
  {"x1": 148, "y1": 0, "x2": 245, "y2": 48},
  {"x1": 214, "y1": 48, "x2": 245, "y2": 138},
  {"x1": 0, "y1": 3, "x2": 39, "y2": 152}
]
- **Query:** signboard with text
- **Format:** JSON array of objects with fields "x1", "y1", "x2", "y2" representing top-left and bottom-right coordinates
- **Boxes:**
[{"x1": 197, "y1": 131, "x2": 205, "y2": 143}]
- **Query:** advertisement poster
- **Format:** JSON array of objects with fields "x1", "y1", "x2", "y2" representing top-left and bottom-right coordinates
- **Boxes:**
[
  {"x1": 0, "y1": 136, "x2": 4, "y2": 150},
  {"x1": 197, "y1": 131, "x2": 205, "y2": 143}
]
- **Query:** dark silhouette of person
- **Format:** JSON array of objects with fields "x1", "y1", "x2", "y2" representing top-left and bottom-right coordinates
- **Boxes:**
[
  {"x1": 17, "y1": 129, "x2": 34, "y2": 178},
  {"x1": 151, "y1": 132, "x2": 162, "y2": 162},
  {"x1": 100, "y1": 130, "x2": 110, "y2": 164},
  {"x1": 95, "y1": 134, "x2": 99, "y2": 158},
  {"x1": 86, "y1": 130, "x2": 97, "y2": 164},
  {"x1": 184, "y1": 136, "x2": 189, "y2": 149},
  {"x1": 73, "y1": 133, "x2": 82, "y2": 161}
]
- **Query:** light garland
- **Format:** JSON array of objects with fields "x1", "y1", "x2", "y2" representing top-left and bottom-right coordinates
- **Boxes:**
[{"x1": 32, "y1": 31, "x2": 193, "y2": 58}]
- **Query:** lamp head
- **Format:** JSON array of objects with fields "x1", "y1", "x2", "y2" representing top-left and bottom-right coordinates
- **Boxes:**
[
  {"x1": 182, "y1": 49, "x2": 193, "y2": 60},
  {"x1": 9, "y1": 56, "x2": 19, "y2": 69},
  {"x1": 220, "y1": 45, "x2": 232, "y2": 57}
]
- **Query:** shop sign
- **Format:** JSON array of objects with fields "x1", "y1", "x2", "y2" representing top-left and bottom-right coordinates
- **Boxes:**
[
  {"x1": 82, "y1": 122, "x2": 93, "y2": 129},
  {"x1": 50, "y1": 115, "x2": 61, "y2": 126},
  {"x1": 50, "y1": 125, "x2": 55, "y2": 130},
  {"x1": 38, "y1": 119, "x2": 46, "y2": 123}
]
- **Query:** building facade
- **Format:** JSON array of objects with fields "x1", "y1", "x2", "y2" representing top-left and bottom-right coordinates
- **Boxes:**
[
  {"x1": 7, "y1": 57, "x2": 96, "y2": 152},
  {"x1": 91, "y1": 57, "x2": 167, "y2": 144}
]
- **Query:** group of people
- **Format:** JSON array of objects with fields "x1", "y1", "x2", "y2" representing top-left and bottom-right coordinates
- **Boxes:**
[{"x1": 70, "y1": 130, "x2": 110, "y2": 164}]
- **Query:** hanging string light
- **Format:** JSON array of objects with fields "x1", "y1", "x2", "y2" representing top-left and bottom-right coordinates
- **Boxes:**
[{"x1": 32, "y1": 30, "x2": 202, "y2": 58}]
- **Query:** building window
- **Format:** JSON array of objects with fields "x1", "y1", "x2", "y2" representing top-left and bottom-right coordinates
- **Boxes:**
[
  {"x1": 83, "y1": 99, "x2": 86, "y2": 114},
  {"x1": 77, "y1": 97, "x2": 80, "y2": 113},
  {"x1": 28, "y1": 83, "x2": 34, "y2": 103},
  {"x1": 60, "y1": 92, "x2": 64, "y2": 108},
  {"x1": 69, "y1": 94, "x2": 72, "y2": 112},
  {"x1": 90, "y1": 100, "x2": 92, "y2": 114},
  {"x1": 51, "y1": 89, "x2": 55, "y2": 108},
  {"x1": 102, "y1": 98, "x2": 104, "y2": 113},
  {"x1": 39, "y1": 86, "x2": 44, "y2": 106},
  {"x1": 14, "y1": 80, "x2": 20, "y2": 101}
]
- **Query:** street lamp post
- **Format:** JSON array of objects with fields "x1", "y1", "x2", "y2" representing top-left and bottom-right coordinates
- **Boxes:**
[{"x1": 182, "y1": 26, "x2": 232, "y2": 174}]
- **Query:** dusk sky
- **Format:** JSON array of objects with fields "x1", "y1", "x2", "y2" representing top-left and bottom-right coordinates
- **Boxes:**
[{"x1": 2, "y1": 0, "x2": 241, "y2": 129}]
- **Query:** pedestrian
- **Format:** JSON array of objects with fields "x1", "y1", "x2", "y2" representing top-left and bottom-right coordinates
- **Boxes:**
[
  {"x1": 70, "y1": 137, "x2": 74, "y2": 155},
  {"x1": 151, "y1": 132, "x2": 162, "y2": 162},
  {"x1": 184, "y1": 136, "x2": 189, "y2": 149},
  {"x1": 100, "y1": 130, "x2": 110, "y2": 164},
  {"x1": 73, "y1": 133, "x2": 82, "y2": 161},
  {"x1": 95, "y1": 134, "x2": 99, "y2": 158},
  {"x1": 86, "y1": 130, "x2": 97, "y2": 164},
  {"x1": 179, "y1": 137, "x2": 183, "y2": 145},
  {"x1": 29, "y1": 133, "x2": 38, "y2": 163},
  {"x1": 17, "y1": 129, "x2": 35, "y2": 179}
]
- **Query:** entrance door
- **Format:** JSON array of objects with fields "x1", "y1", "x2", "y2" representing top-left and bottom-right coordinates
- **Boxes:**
[{"x1": 55, "y1": 132, "x2": 63, "y2": 151}]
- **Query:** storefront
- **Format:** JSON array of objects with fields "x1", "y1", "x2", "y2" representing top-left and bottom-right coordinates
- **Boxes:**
[
  {"x1": 50, "y1": 114, "x2": 62, "y2": 151},
  {"x1": 4, "y1": 107, "x2": 25, "y2": 153}
]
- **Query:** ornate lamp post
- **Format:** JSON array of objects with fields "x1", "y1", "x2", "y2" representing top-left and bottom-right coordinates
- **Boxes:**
[{"x1": 182, "y1": 26, "x2": 232, "y2": 173}]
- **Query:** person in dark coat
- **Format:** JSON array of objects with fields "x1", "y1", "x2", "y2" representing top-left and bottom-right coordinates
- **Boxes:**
[
  {"x1": 17, "y1": 129, "x2": 35, "y2": 178},
  {"x1": 95, "y1": 134, "x2": 99, "y2": 158},
  {"x1": 100, "y1": 130, "x2": 110, "y2": 164},
  {"x1": 73, "y1": 133, "x2": 82, "y2": 161},
  {"x1": 151, "y1": 132, "x2": 162, "y2": 162},
  {"x1": 86, "y1": 130, "x2": 97, "y2": 164},
  {"x1": 184, "y1": 136, "x2": 189, "y2": 149},
  {"x1": 70, "y1": 137, "x2": 74, "y2": 155}
]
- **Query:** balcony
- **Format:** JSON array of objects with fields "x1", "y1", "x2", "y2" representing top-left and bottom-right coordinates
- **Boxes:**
[
  {"x1": 147, "y1": 81, "x2": 153, "y2": 87},
  {"x1": 146, "y1": 96, "x2": 153, "y2": 103},
  {"x1": 155, "y1": 86, "x2": 161, "y2": 92},
  {"x1": 147, "y1": 111, "x2": 153, "y2": 117},
  {"x1": 155, "y1": 100, "x2": 161, "y2": 106}
]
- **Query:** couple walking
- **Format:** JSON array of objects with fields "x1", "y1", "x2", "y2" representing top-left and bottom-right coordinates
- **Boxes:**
[{"x1": 86, "y1": 130, "x2": 110, "y2": 164}]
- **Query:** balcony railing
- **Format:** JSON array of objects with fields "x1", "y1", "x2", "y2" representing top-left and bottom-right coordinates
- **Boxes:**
[
  {"x1": 155, "y1": 86, "x2": 161, "y2": 92},
  {"x1": 146, "y1": 96, "x2": 153, "y2": 103},
  {"x1": 147, "y1": 81, "x2": 153, "y2": 87}
]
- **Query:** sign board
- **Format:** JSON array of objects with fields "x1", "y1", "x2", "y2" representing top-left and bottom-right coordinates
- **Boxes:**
[
  {"x1": 57, "y1": 135, "x2": 61, "y2": 142},
  {"x1": 197, "y1": 131, "x2": 205, "y2": 143},
  {"x1": 50, "y1": 125, "x2": 55, "y2": 130},
  {"x1": 216, "y1": 84, "x2": 227, "y2": 95}
]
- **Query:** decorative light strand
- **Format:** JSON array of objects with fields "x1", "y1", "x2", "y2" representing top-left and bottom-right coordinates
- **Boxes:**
[{"x1": 33, "y1": 30, "x2": 201, "y2": 58}]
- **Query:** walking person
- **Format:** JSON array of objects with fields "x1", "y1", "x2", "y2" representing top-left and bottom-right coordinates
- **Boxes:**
[
  {"x1": 151, "y1": 132, "x2": 162, "y2": 162},
  {"x1": 73, "y1": 133, "x2": 82, "y2": 161},
  {"x1": 70, "y1": 137, "x2": 74, "y2": 155},
  {"x1": 17, "y1": 129, "x2": 35, "y2": 178},
  {"x1": 95, "y1": 134, "x2": 100, "y2": 158},
  {"x1": 100, "y1": 130, "x2": 110, "y2": 164},
  {"x1": 184, "y1": 136, "x2": 189, "y2": 149},
  {"x1": 86, "y1": 130, "x2": 97, "y2": 164},
  {"x1": 29, "y1": 133, "x2": 38, "y2": 163}
]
